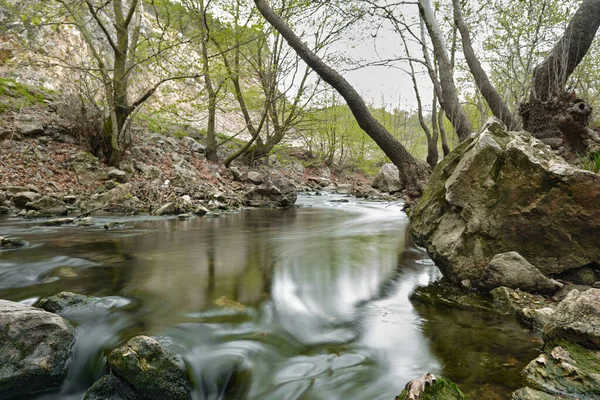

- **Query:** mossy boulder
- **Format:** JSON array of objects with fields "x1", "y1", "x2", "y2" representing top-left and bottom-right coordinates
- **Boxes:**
[
  {"x1": 105, "y1": 335, "x2": 191, "y2": 400},
  {"x1": 0, "y1": 300, "x2": 75, "y2": 399},
  {"x1": 411, "y1": 118, "x2": 600, "y2": 286}
]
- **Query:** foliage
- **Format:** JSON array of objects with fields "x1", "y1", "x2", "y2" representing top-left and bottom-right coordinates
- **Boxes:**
[{"x1": 579, "y1": 152, "x2": 600, "y2": 173}]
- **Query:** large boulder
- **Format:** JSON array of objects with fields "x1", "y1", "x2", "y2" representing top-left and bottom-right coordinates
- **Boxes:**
[
  {"x1": 543, "y1": 289, "x2": 600, "y2": 349},
  {"x1": 0, "y1": 300, "x2": 75, "y2": 398},
  {"x1": 85, "y1": 336, "x2": 191, "y2": 400},
  {"x1": 479, "y1": 252, "x2": 561, "y2": 294},
  {"x1": 244, "y1": 177, "x2": 297, "y2": 208},
  {"x1": 411, "y1": 118, "x2": 600, "y2": 285},
  {"x1": 372, "y1": 163, "x2": 404, "y2": 193}
]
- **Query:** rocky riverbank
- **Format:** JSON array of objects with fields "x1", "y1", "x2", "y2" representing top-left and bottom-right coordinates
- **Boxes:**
[{"x1": 0, "y1": 122, "x2": 403, "y2": 223}]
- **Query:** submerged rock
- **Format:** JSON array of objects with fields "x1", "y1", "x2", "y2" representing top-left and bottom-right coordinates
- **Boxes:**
[
  {"x1": 0, "y1": 300, "x2": 75, "y2": 399},
  {"x1": 411, "y1": 118, "x2": 600, "y2": 286},
  {"x1": 480, "y1": 252, "x2": 561, "y2": 294},
  {"x1": 410, "y1": 280, "x2": 497, "y2": 313},
  {"x1": 372, "y1": 163, "x2": 404, "y2": 193},
  {"x1": 543, "y1": 289, "x2": 600, "y2": 349},
  {"x1": 0, "y1": 237, "x2": 28, "y2": 249},
  {"x1": 396, "y1": 373, "x2": 466, "y2": 400},
  {"x1": 35, "y1": 292, "x2": 105, "y2": 313}
]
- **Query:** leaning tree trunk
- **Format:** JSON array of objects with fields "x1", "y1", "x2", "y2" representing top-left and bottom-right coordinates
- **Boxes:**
[
  {"x1": 522, "y1": 0, "x2": 600, "y2": 148},
  {"x1": 253, "y1": 0, "x2": 430, "y2": 199},
  {"x1": 419, "y1": 0, "x2": 472, "y2": 142},
  {"x1": 452, "y1": 0, "x2": 521, "y2": 131}
]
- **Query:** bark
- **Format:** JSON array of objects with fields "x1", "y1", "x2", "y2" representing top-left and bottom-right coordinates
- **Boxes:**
[
  {"x1": 254, "y1": 0, "x2": 430, "y2": 198},
  {"x1": 419, "y1": 0, "x2": 472, "y2": 142},
  {"x1": 198, "y1": 0, "x2": 217, "y2": 161},
  {"x1": 523, "y1": 0, "x2": 600, "y2": 141},
  {"x1": 438, "y1": 109, "x2": 450, "y2": 157},
  {"x1": 452, "y1": 0, "x2": 521, "y2": 130}
]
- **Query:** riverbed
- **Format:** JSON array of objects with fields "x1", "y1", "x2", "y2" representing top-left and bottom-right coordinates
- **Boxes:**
[{"x1": 0, "y1": 193, "x2": 540, "y2": 399}]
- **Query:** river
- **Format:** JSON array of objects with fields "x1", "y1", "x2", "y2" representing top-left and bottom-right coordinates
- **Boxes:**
[{"x1": 0, "y1": 193, "x2": 540, "y2": 399}]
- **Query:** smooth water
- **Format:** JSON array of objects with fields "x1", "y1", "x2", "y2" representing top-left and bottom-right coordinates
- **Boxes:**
[{"x1": 0, "y1": 194, "x2": 541, "y2": 400}]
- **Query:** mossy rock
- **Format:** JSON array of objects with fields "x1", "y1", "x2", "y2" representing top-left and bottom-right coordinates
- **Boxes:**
[
  {"x1": 410, "y1": 280, "x2": 498, "y2": 313},
  {"x1": 397, "y1": 376, "x2": 466, "y2": 400},
  {"x1": 522, "y1": 340, "x2": 600, "y2": 399},
  {"x1": 107, "y1": 336, "x2": 191, "y2": 400}
]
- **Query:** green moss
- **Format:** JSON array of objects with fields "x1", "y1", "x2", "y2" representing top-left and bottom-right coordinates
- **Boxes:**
[
  {"x1": 397, "y1": 377, "x2": 467, "y2": 400},
  {"x1": 0, "y1": 77, "x2": 52, "y2": 108}
]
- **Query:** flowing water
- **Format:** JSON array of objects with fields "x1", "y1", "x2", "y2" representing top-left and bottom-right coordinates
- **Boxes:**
[{"x1": 0, "y1": 193, "x2": 541, "y2": 400}]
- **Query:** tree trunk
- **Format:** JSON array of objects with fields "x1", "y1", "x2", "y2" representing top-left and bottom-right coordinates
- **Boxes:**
[
  {"x1": 452, "y1": 0, "x2": 521, "y2": 130},
  {"x1": 419, "y1": 0, "x2": 472, "y2": 142},
  {"x1": 438, "y1": 109, "x2": 450, "y2": 157},
  {"x1": 523, "y1": 0, "x2": 600, "y2": 143},
  {"x1": 254, "y1": 0, "x2": 430, "y2": 199},
  {"x1": 196, "y1": 0, "x2": 217, "y2": 161}
]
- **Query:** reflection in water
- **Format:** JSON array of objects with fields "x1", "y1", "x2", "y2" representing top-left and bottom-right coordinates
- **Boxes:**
[{"x1": 0, "y1": 194, "x2": 540, "y2": 399}]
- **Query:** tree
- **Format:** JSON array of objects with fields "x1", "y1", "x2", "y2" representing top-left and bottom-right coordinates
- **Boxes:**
[
  {"x1": 55, "y1": 0, "x2": 198, "y2": 166},
  {"x1": 253, "y1": 0, "x2": 430, "y2": 198},
  {"x1": 418, "y1": 0, "x2": 472, "y2": 142},
  {"x1": 452, "y1": 0, "x2": 521, "y2": 130},
  {"x1": 522, "y1": 0, "x2": 600, "y2": 152}
]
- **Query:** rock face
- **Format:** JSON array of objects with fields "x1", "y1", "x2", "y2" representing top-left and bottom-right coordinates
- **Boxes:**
[
  {"x1": 244, "y1": 177, "x2": 297, "y2": 208},
  {"x1": 85, "y1": 336, "x2": 191, "y2": 400},
  {"x1": 0, "y1": 300, "x2": 75, "y2": 399},
  {"x1": 480, "y1": 252, "x2": 561, "y2": 294},
  {"x1": 411, "y1": 119, "x2": 600, "y2": 285},
  {"x1": 372, "y1": 163, "x2": 404, "y2": 193},
  {"x1": 543, "y1": 289, "x2": 600, "y2": 349}
]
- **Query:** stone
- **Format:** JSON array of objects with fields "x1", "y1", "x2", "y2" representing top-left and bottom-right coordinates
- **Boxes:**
[
  {"x1": 16, "y1": 120, "x2": 44, "y2": 136},
  {"x1": 0, "y1": 237, "x2": 28, "y2": 249},
  {"x1": 307, "y1": 176, "x2": 331, "y2": 188},
  {"x1": 247, "y1": 171, "x2": 265, "y2": 185},
  {"x1": 372, "y1": 163, "x2": 404, "y2": 193},
  {"x1": 108, "y1": 169, "x2": 127, "y2": 183},
  {"x1": 104, "y1": 222, "x2": 125, "y2": 230},
  {"x1": 11, "y1": 191, "x2": 41, "y2": 208},
  {"x1": 410, "y1": 281, "x2": 498, "y2": 313},
  {"x1": 105, "y1": 180, "x2": 118, "y2": 190},
  {"x1": 479, "y1": 252, "x2": 561, "y2": 294},
  {"x1": 228, "y1": 167, "x2": 243, "y2": 181},
  {"x1": 243, "y1": 177, "x2": 297, "y2": 208},
  {"x1": 35, "y1": 292, "x2": 104, "y2": 313},
  {"x1": 336, "y1": 184, "x2": 352, "y2": 194},
  {"x1": 84, "y1": 373, "x2": 139, "y2": 400},
  {"x1": 0, "y1": 300, "x2": 75, "y2": 398},
  {"x1": 80, "y1": 183, "x2": 138, "y2": 213},
  {"x1": 511, "y1": 387, "x2": 571, "y2": 400},
  {"x1": 522, "y1": 342, "x2": 600, "y2": 399},
  {"x1": 411, "y1": 118, "x2": 600, "y2": 284},
  {"x1": 180, "y1": 136, "x2": 205, "y2": 153},
  {"x1": 40, "y1": 218, "x2": 74, "y2": 226},
  {"x1": 194, "y1": 206, "x2": 209, "y2": 216},
  {"x1": 557, "y1": 266, "x2": 600, "y2": 286},
  {"x1": 544, "y1": 289, "x2": 600, "y2": 349},
  {"x1": 25, "y1": 196, "x2": 67, "y2": 216},
  {"x1": 107, "y1": 336, "x2": 191, "y2": 400},
  {"x1": 143, "y1": 166, "x2": 162, "y2": 180},
  {"x1": 396, "y1": 374, "x2": 466, "y2": 400}
]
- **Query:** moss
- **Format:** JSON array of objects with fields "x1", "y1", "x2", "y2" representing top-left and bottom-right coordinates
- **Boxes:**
[{"x1": 397, "y1": 377, "x2": 467, "y2": 400}]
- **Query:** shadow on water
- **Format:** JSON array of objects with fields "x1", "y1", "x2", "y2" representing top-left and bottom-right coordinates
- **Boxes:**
[{"x1": 0, "y1": 194, "x2": 541, "y2": 399}]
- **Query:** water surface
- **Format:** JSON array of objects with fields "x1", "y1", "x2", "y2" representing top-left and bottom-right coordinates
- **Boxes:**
[{"x1": 0, "y1": 193, "x2": 540, "y2": 399}]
